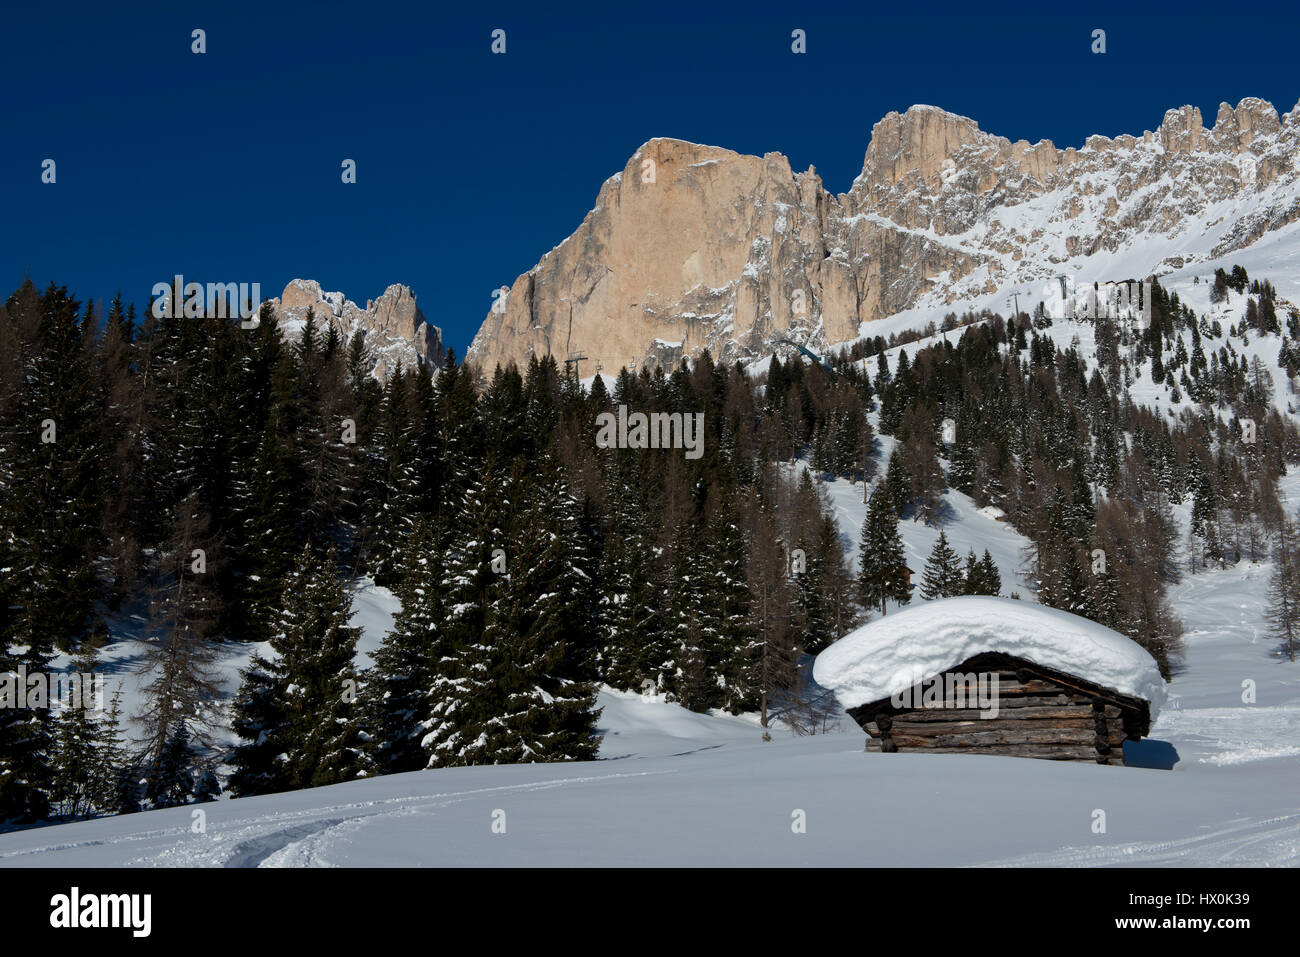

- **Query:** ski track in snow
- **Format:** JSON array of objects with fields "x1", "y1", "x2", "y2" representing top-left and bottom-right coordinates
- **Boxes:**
[
  {"x1": 0, "y1": 770, "x2": 682, "y2": 868},
  {"x1": 982, "y1": 813, "x2": 1300, "y2": 867}
]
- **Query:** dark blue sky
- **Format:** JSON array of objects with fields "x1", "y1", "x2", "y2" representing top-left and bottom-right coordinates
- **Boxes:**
[{"x1": 3, "y1": 0, "x2": 1296, "y2": 353}]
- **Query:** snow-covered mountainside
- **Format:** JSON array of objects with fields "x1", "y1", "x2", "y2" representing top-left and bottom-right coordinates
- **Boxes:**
[
  {"x1": 2, "y1": 466, "x2": 1296, "y2": 867},
  {"x1": 4, "y1": 366, "x2": 1298, "y2": 865},
  {"x1": 468, "y1": 96, "x2": 1300, "y2": 375},
  {"x1": 267, "y1": 279, "x2": 444, "y2": 381}
]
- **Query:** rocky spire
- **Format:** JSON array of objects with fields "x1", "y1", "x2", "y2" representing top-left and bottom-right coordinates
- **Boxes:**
[{"x1": 269, "y1": 280, "x2": 443, "y2": 381}]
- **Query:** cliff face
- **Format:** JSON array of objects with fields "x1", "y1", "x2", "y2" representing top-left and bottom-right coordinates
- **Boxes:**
[
  {"x1": 267, "y1": 279, "x2": 443, "y2": 381},
  {"x1": 467, "y1": 96, "x2": 1300, "y2": 374}
]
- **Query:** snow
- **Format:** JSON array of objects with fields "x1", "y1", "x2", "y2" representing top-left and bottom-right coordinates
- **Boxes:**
[
  {"x1": 812, "y1": 596, "x2": 1168, "y2": 714},
  {"x1": 4, "y1": 541, "x2": 1298, "y2": 865},
  {"x1": 6, "y1": 310, "x2": 1300, "y2": 865}
]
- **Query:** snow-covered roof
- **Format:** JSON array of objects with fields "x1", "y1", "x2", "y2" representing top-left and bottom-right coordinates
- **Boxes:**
[{"x1": 813, "y1": 596, "x2": 1166, "y2": 718}]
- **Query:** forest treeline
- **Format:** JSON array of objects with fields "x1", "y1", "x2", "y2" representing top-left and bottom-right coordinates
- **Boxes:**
[{"x1": 2, "y1": 269, "x2": 1298, "y2": 827}]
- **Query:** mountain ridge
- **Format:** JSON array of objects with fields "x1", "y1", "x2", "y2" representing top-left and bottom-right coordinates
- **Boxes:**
[
  {"x1": 267, "y1": 278, "x2": 444, "y2": 380},
  {"x1": 465, "y1": 95, "x2": 1300, "y2": 376}
]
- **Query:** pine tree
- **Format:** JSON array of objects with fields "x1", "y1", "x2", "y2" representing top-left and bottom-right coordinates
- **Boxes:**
[
  {"x1": 599, "y1": 458, "x2": 669, "y2": 691},
  {"x1": 1268, "y1": 515, "x2": 1300, "y2": 661},
  {"x1": 709, "y1": 503, "x2": 757, "y2": 713},
  {"x1": 229, "y1": 544, "x2": 368, "y2": 794},
  {"x1": 364, "y1": 520, "x2": 445, "y2": 774},
  {"x1": 857, "y1": 484, "x2": 911, "y2": 616},
  {"x1": 136, "y1": 491, "x2": 221, "y2": 779},
  {"x1": 976, "y1": 550, "x2": 1002, "y2": 596},
  {"x1": 420, "y1": 460, "x2": 515, "y2": 767},
  {"x1": 424, "y1": 457, "x2": 602, "y2": 765},
  {"x1": 920, "y1": 531, "x2": 963, "y2": 600}
]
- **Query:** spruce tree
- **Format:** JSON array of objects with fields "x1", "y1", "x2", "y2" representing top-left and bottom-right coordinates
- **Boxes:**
[
  {"x1": 884, "y1": 446, "x2": 909, "y2": 516},
  {"x1": 365, "y1": 520, "x2": 447, "y2": 774},
  {"x1": 424, "y1": 457, "x2": 602, "y2": 765},
  {"x1": 793, "y1": 534, "x2": 833, "y2": 654},
  {"x1": 48, "y1": 654, "x2": 124, "y2": 819},
  {"x1": 599, "y1": 456, "x2": 669, "y2": 691},
  {"x1": 666, "y1": 521, "x2": 713, "y2": 710},
  {"x1": 920, "y1": 531, "x2": 963, "y2": 600},
  {"x1": 143, "y1": 723, "x2": 203, "y2": 809},
  {"x1": 229, "y1": 544, "x2": 368, "y2": 794},
  {"x1": 977, "y1": 550, "x2": 1002, "y2": 596},
  {"x1": 857, "y1": 484, "x2": 911, "y2": 616},
  {"x1": 960, "y1": 549, "x2": 983, "y2": 595},
  {"x1": 710, "y1": 503, "x2": 757, "y2": 713},
  {"x1": 476, "y1": 460, "x2": 602, "y2": 760},
  {"x1": 421, "y1": 459, "x2": 514, "y2": 767}
]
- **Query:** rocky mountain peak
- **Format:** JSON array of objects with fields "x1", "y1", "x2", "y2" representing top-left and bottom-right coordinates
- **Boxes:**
[
  {"x1": 467, "y1": 96, "x2": 1300, "y2": 376},
  {"x1": 268, "y1": 280, "x2": 443, "y2": 381}
]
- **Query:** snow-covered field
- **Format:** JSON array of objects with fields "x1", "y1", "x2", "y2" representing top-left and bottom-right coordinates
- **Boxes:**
[{"x1": 2, "y1": 466, "x2": 1296, "y2": 867}]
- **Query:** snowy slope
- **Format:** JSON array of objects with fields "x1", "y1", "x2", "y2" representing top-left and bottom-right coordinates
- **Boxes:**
[
  {"x1": 10, "y1": 274, "x2": 1300, "y2": 865},
  {"x1": 5, "y1": 474, "x2": 1297, "y2": 867},
  {"x1": 1, "y1": 600, "x2": 1296, "y2": 867}
]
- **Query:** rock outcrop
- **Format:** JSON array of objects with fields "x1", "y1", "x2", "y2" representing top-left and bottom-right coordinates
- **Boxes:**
[
  {"x1": 267, "y1": 280, "x2": 443, "y2": 381},
  {"x1": 467, "y1": 96, "x2": 1300, "y2": 374}
]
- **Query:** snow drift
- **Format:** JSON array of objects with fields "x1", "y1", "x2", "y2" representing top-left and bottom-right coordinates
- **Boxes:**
[{"x1": 813, "y1": 597, "x2": 1167, "y2": 717}]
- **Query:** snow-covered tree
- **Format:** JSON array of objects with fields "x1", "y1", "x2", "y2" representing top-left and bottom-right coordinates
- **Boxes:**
[
  {"x1": 920, "y1": 531, "x2": 963, "y2": 600},
  {"x1": 229, "y1": 544, "x2": 367, "y2": 795},
  {"x1": 857, "y1": 484, "x2": 911, "y2": 616}
]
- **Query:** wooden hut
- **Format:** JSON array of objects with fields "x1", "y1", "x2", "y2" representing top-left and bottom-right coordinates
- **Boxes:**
[
  {"x1": 813, "y1": 596, "x2": 1165, "y2": 766},
  {"x1": 849, "y1": 651, "x2": 1151, "y2": 764}
]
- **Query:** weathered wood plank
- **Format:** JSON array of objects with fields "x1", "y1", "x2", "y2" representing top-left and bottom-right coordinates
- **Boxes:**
[
  {"x1": 890, "y1": 727, "x2": 1097, "y2": 747},
  {"x1": 869, "y1": 743, "x2": 1102, "y2": 760},
  {"x1": 882, "y1": 707, "x2": 1098, "y2": 722}
]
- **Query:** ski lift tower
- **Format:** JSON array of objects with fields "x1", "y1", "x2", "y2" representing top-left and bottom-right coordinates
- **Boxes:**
[
  {"x1": 564, "y1": 352, "x2": 588, "y2": 381},
  {"x1": 1054, "y1": 274, "x2": 1072, "y2": 320}
]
